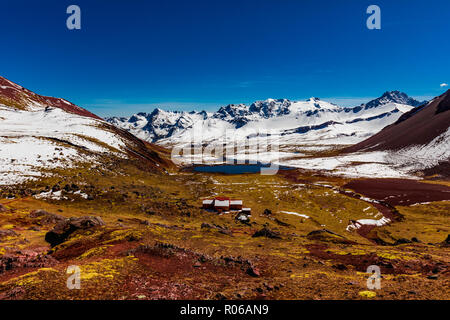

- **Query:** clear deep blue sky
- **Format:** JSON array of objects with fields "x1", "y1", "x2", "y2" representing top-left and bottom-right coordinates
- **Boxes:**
[{"x1": 1, "y1": 0, "x2": 449, "y2": 116}]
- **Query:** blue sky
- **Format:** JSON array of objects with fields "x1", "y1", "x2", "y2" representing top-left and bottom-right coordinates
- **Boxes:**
[{"x1": 1, "y1": 0, "x2": 449, "y2": 116}]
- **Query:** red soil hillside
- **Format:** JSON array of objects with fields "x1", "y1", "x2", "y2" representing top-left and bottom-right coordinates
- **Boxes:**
[
  {"x1": 345, "y1": 89, "x2": 450, "y2": 152},
  {"x1": 0, "y1": 76, "x2": 102, "y2": 120},
  {"x1": 0, "y1": 75, "x2": 174, "y2": 175}
]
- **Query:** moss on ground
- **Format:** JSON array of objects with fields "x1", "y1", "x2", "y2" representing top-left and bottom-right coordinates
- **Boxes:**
[{"x1": 0, "y1": 168, "x2": 449, "y2": 300}]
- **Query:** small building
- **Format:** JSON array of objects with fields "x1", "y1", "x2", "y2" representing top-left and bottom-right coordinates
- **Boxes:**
[
  {"x1": 202, "y1": 199, "x2": 214, "y2": 210},
  {"x1": 201, "y1": 197, "x2": 249, "y2": 214},
  {"x1": 214, "y1": 197, "x2": 230, "y2": 212},
  {"x1": 202, "y1": 197, "x2": 251, "y2": 215},
  {"x1": 230, "y1": 200, "x2": 243, "y2": 210}
]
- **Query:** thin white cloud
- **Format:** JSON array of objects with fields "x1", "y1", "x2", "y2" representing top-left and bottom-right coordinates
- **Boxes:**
[{"x1": 440, "y1": 83, "x2": 448, "y2": 88}]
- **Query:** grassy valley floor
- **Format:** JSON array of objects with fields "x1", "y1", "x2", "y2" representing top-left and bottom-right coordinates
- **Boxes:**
[{"x1": 0, "y1": 167, "x2": 449, "y2": 300}]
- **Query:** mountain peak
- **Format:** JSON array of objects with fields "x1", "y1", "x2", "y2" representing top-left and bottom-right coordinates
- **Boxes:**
[
  {"x1": 150, "y1": 107, "x2": 165, "y2": 115},
  {"x1": 381, "y1": 90, "x2": 408, "y2": 101},
  {"x1": 363, "y1": 91, "x2": 425, "y2": 109}
]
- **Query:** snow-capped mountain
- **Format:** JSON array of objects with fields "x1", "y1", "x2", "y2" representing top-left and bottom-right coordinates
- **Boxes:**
[
  {"x1": 107, "y1": 109, "x2": 209, "y2": 142},
  {"x1": 358, "y1": 90, "x2": 424, "y2": 110},
  {"x1": 0, "y1": 76, "x2": 170, "y2": 185},
  {"x1": 107, "y1": 92, "x2": 425, "y2": 150},
  {"x1": 346, "y1": 89, "x2": 450, "y2": 178},
  {"x1": 266, "y1": 91, "x2": 448, "y2": 179}
]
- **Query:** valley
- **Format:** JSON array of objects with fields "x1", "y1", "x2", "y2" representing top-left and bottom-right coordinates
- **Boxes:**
[
  {"x1": 0, "y1": 163, "x2": 449, "y2": 300},
  {"x1": 0, "y1": 76, "x2": 449, "y2": 300}
]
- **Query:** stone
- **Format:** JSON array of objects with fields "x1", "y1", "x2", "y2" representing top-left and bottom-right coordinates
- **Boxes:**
[
  {"x1": 306, "y1": 229, "x2": 350, "y2": 244},
  {"x1": 252, "y1": 227, "x2": 281, "y2": 239},
  {"x1": 443, "y1": 234, "x2": 450, "y2": 246},
  {"x1": 332, "y1": 263, "x2": 348, "y2": 271},
  {"x1": 394, "y1": 238, "x2": 412, "y2": 245},
  {"x1": 45, "y1": 216, "x2": 105, "y2": 247},
  {"x1": 29, "y1": 209, "x2": 66, "y2": 225},
  {"x1": 246, "y1": 265, "x2": 261, "y2": 277},
  {"x1": 201, "y1": 223, "x2": 232, "y2": 236}
]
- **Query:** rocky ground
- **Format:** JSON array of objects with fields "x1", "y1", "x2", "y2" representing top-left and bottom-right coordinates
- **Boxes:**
[{"x1": 0, "y1": 167, "x2": 449, "y2": 300}]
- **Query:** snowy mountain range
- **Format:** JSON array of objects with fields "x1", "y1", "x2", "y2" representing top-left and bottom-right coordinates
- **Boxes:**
[
  {"x1": 107, "y1": 91, "x2": 426, "y2": 149},
  {"x1": 2, "y1": 72, "x2": 446, "y2": 182},
  {"x1": 106, "y1": 90, "x2": 449, "y2": 178}
]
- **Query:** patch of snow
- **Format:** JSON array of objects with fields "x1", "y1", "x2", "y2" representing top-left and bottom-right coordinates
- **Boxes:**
[
  {"x1": 280, "y1": 211, "x2": 310, "y2": 219},
  {"x1": 34, "y1": 190, "x2": 66, "y2": 200},
  {"x1": 346, "y1": 217, "x2": 391, "y2": 231}
]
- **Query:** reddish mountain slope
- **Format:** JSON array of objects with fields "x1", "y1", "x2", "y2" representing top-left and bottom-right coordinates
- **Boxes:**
[
  {"x1": 0, "y1": 76, "x2": 102, "y2": 120},
  {"x1": 346, "y1": 90, "x2": 450, "y2": 152},
  {"x1": 0, "y1": 75, "x2": 174, "y2": 185}
]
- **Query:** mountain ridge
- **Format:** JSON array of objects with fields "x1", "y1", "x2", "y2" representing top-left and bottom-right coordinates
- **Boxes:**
[
  {"x1": 106, "y1": 91, "x2": 424, "y2": 145},
  {"x1": 0, "y1": 76, "x2": 102, "y2": 120},
  {"x1": 346, "y1": 89, "x2": 450, "y2": 152}
]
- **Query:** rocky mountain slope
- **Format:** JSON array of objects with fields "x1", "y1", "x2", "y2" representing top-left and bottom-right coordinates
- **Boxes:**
[{"x1": 0, "y1": 76, "x2": 172, "y2": 185}]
